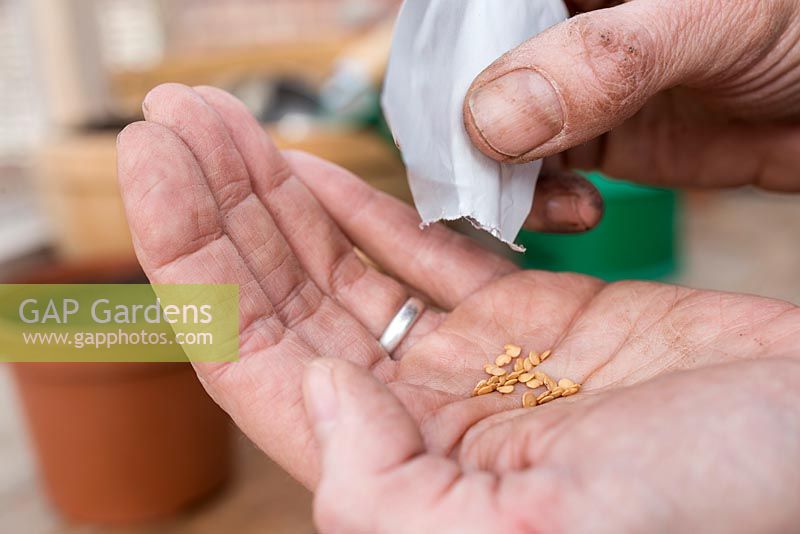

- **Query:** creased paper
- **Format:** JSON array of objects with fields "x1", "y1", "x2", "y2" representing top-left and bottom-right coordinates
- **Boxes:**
[{"x1": 382, "y1": 0, "x2": 568, "y2": 250}]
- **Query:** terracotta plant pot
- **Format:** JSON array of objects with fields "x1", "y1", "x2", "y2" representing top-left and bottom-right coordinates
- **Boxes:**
[{"x1": 11, "y1": 362, "x2": 232, "y2": 524}]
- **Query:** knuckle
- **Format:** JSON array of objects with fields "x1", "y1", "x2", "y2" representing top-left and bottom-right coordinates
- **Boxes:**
[
  {"x1": 567, "y1": 12, "x2": 660, "y2": 116},
  {"x1": 704, "y1": 0, "x2": 794, "y2": 83}
]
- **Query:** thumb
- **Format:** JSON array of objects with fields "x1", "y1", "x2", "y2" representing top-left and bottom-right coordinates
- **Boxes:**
[
  {"x1": 303, "y1": 359, "x2": 425, "y2": 479},
  {"x1": 464, "y1": 0, "x2": 775, "y2": 162},
  {"x1": 302, "y1": 358, "x2": 425, "y2": 533},
  {"x1": 303, "y1": 359, "x2": 500, "y2": 534}
]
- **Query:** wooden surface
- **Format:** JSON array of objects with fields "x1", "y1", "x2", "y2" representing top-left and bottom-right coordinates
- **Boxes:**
[
  {"x1": 110, "y1": 37, "x2": 353, "y2": 115},
  {"x1": 1, "y1": 187, "x2": 798, "y2": 532}
]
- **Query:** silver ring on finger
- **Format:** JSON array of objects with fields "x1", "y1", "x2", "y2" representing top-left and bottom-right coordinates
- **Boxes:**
[{"x1": 379, "y1": 297, "x2": 425, "y2": 358}]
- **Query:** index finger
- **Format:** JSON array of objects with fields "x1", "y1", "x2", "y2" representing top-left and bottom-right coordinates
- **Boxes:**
[{"x1": 286, "y1": 151, "x2": 519, "y2": 310}]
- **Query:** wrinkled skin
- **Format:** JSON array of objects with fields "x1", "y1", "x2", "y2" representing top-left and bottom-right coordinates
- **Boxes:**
[
  {"x1": 118, "y1": 84, "x2": 800, "y2": 533},
  {"x1": 465, "y1": 0, "x2": 800, "y2": 233}
]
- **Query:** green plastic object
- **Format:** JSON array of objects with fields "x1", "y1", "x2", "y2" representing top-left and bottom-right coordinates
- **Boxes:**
[{"x1": 517, "y1": 173, "x2": 680, "y2": 282}]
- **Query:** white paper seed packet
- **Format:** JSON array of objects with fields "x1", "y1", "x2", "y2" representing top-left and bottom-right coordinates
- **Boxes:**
[{"x1": 382, "y1": 0, "x2": 568, "y2": 250}]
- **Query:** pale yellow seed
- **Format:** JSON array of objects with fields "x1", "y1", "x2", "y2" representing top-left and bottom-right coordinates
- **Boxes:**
[
  {"x1": 495, "y1": 354, "x2": 512, "y2": 367},
  {"x1": 522, "y1": 391, "x2": 537, "y2": 408},
  {"x1": 558, "y1": 378, "x2": 575, "y2": 389},
  {"x1": 536, "y1": 390, "x2": 552, "y2": 402},
  {"x1": 538, "y1": 395, "x2": 556, "y2": 405},
  {"x1": 487, "y1": 366, "x2": 507, "y2": 377},
  {"x1": 471, "y1": 346, "x2": 579, "y2": 400},
  {"x1": 526, "y1": 379, "x2": 543, "y2": 389}
]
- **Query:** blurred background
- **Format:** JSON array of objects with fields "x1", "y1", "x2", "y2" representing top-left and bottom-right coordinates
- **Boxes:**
[{"x1": 0, "y1": 0, "x2": 798, "y2": 532}]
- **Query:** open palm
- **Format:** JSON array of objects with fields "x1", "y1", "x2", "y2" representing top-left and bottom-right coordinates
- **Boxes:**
[{"x1": 117, "y1": 83, "x2": 800, "y2": 509}]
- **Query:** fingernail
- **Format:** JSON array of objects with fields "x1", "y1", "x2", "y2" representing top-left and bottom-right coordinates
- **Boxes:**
[
  {"x1": 545, "y1": 195, "x2": 597, "y2": 231},
  {"x1": 305, "y1": 360, "x2": 339, "y2": 441},
  {"x1": 578, "y1": 195, "x2": 603, "y2": 229},
  {"x1": 469, "y1": 69, "x2": 564, "y2": 157}
]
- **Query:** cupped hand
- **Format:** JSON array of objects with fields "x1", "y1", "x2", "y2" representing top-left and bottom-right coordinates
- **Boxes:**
[
  {"x1": 117, "y1": 84, "x2": 800, "y2": 503},
  {"x1": 307, "y1": 355, "x2": 800, "y2": 534},
  {"x1": 465, "y1": 0, "x2": 800, "y2": 229}
]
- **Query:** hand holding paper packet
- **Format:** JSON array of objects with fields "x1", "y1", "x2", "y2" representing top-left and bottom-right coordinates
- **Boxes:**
[{"x1": 382, "y1": 0, "x2": 569, "y2": 250}]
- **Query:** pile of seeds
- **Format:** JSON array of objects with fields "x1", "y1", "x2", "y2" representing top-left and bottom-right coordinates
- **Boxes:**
[{"x1": 472, "y1": 344, "x2": 581, "y2": 408}]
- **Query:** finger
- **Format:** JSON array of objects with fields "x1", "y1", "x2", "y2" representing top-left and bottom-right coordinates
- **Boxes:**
[
  {"x1": 189, "y1": 85, "x2": 430, "y2": 339},
  {"x1": 117, "y1": 121, "x2": 319, "y2": 481},
  {"x1": 116, "y1": 121, "x2": 275, "y2": 336},
  {"x1": 305, "y1": 359, "x2": 505, "y2": 533},
  {"x1": 121, "y1": 85, "x2": 397, "y2": 486},
  {"x1": 576, "y1": 107, "x2": 800, "y2": 192},
  {"x1": 141, "y1": 84, "x2": 395, "y2": 355},
  {"x1": 463, "y1": 0, "x2": 783, "y2": 163},
  {"x1": 286, "y1": 150, "x2": 518, "y2": 310},
  {"x1": 526, "y1": 170, "x2": 604, "y2": 233}
]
